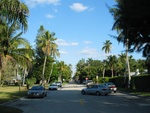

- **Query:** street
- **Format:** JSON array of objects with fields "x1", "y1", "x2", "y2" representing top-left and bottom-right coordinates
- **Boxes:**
[{"x1": 7, "y1": 82, "x2": 150, "y2": 113}]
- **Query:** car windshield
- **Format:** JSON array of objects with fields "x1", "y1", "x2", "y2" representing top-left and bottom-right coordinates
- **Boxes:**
[
  {"x1": 50, "y1": 84, "x2": 57, "y2": 86},
  {"x1": 106, "y1": 82, "x2": 115, "y2": 85},
  {"x1": 31, "y1": 86, "x2": 44, "y2": 90},
  {"x1": 56, "y1": 82, "x2": 61, "y2": 84}
]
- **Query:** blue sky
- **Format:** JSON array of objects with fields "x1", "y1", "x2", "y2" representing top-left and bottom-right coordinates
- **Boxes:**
[{"x1": 21, "y1": 0, "x2": 144, "y2": 74}]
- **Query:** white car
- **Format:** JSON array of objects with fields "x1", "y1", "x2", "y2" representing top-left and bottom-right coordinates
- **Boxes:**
[
  {"x1": 81, "y1": 84, "x2": 111, "y2": 96},
  {"x1": 103, "y1": 82, "x2": 117, "y2": 93},
  {"x1": 49, "y1": 84, "x2": 58, "y2": 90}
]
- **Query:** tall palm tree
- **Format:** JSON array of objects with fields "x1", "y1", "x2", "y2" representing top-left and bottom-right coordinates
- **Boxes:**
[
  {"x1": 37, "y1": 29, "x2": 58, "y2": 84},
  {"x1": 0, "y1": 0, "x2": 29, "y2": 32},
  {"x1": 0, "y1": 21, "x2": 33, "y2": 86},
  {"x1": 102, "y1": 40, "x2": 112, "y2": 56},
  {"x1": 47, "y1": 46, "x2": 60, "y2": 83},
  {"x1": 102, "y1": 40, "x2": 112, "y2": 78}
]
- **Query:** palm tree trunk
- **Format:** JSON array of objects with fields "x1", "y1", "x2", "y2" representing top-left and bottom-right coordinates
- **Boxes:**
[
  {"x1": 111, "y1": 68, "x2": 114, "y2": 78},
  {"x1": 47, "y1": 63, "x2": 54, "y2": 83},
  {"x1": 0, "y1": 56, "x2": 2, "y2": 86},
  {"x1": 0, "y1": 69, "x2": 2, "y2": 87},
  {"x1": 42, "y1": 55, "x2": 47, "y2": 84},
  {"x1": 103, "y1": 68, "x2": 105, "y2": 78},
  {"x1": 22, "y1": 68, "x2": 26, "y2": 86}
]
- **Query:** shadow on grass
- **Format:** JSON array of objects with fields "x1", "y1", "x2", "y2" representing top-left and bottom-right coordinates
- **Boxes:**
[
  {"x1": 0, "y1": 91, "x2": 27, "y2": 104},
  {"x1": 118, "y1": 87, "x2": 150, "y2": 97},
  {"x1": 0, "y1": 105, "x2": 23, "y2": 113}
]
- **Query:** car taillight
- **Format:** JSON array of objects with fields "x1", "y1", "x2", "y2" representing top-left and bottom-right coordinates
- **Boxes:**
[{"x1": 111, "y1": 86, "x2": 116, "y2": 88}]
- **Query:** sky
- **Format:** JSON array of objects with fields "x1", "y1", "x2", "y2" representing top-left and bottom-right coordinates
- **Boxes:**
[{"x1": 21, "y1": 0, "x2": 144, "y2": 75}]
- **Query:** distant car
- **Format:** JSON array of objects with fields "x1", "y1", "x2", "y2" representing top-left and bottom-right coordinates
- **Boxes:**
[
  {"x1": 86, "y1": 80, "x2": 93, "y2": 86},
  {"x1": 49, "y1": 84, "x2": 58, "y2": 90},
  {"x1": 27, "y1": 86, "x2": 47, "y2": 98},
  {"x1": 82, "y1": 80, "x2": 86, "y2": 84},
  {"x1": 53, "y1": 82, "x2": 62, "y2": 87},
  {"x1": 81, "y1": 84, "x2": 111, "y2": 96},
  {"x1": 83, "y1": 80, "x2": 93, "y2": 85},
  {"x1": 103, "y1": 82, "x2": 117, "y2": 93}
]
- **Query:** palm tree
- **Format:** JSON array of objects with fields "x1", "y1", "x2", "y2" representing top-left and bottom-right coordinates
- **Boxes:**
[
  {"x1": 0, "y1": 21, "x2": 33, "y2": 86},
  {"x1": 37, "y1": 28, "x2": 58, "y2": 84},
  {"x1": 117, "y1": 53, "x2": 126, "y2": 75},
  {"x1": 101, "y1": 60, "x2": 107, "y2": 78},
  {"x1": 57, "y1": 61, "x2": 68, "y2": 82},
  {"x1": 47, "y1": 46, "x2": 60, "y2": 83},
  {"x1": 107, "y1": 55, "x2": 117, "y2": 78},
  {"x1": 102, "y1": 40, "x2": 112, "y2": 56},
  {"x1": 102, "y1": 40, "x2": 112, "y2": 78},
  {"x1": 0, "y1": 0, "x2": 29, "y2": 32}
]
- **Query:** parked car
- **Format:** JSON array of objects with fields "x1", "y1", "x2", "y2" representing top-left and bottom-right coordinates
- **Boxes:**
[
  {"x1": 103, "y1": 82, "x2": 117, "y2": 93},
  {"x1": 49, "y1": 84, "x2": 58, "y2": 90},
  {"x1": 53, "y1": 82, "x2": 62, "y2": 87},
  {"x1": 86, "y1": 80, "x2": 94, "y2": 86},
  {"x1": 27, "y1": 86, "x2": 47, "y2": 98},
  {"x1": 83, "y1": 80, "x2": 93, "y2": 85},
  {"x1": 81, "y1": 84, "x2": 111, "y2": 96}
]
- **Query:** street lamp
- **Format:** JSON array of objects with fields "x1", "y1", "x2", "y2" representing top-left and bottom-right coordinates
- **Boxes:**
[{"x1": 126, "y1": 39, "x2": 131, "y2": 88}]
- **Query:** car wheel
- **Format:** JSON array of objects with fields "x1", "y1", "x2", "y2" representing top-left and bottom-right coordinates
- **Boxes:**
[
  {"x1": 96, "y1": 91, "x2": 100, "y2": 96},
  {"x1": 105, "y1": 94, "x2": 108, "y2": 96},
  {"x1": 41, "y1": 93, "x2": 44, "y2": 98},
  {"x1": 81, "y1": 90, "x2": 85, "y2": 95}
]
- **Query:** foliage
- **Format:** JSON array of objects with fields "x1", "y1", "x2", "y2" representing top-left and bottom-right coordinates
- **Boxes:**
[
  {"x1": 0, "y1": 0, "x2": 29, "y2": 32},
  {"x1": 109, "y1": 0, "x2": 150, "y2": 73},
  {"x1": 0, "y1": 20, "x2": 34, "y2": 86},
  {"x1": 26, "y1": 77, "x2": 36, "y2": 89},
  {"x1": 74, "y1": 56, "x2": 147, "y2": 83},
  {"x1": 131, "y1": 75, "x2": 150, "y2": 91}
]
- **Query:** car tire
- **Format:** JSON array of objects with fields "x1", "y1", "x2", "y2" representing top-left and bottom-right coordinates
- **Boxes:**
[
  {"x1": 81, "y1": 90, "x2": 85, "y2": 95},
  {"x1": 105, "y1": 94, "x2": 108, "y2": 96},
  {"x1": 96, "y1": 91, "x2": 100, "y2": 96}
]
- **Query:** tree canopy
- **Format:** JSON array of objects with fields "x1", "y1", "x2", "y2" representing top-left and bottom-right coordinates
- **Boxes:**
[{"x1": 110, "y1": 0, "x2": 150, "y2": 58}]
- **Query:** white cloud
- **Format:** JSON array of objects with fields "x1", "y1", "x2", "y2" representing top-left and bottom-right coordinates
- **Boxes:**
[
  {"x1": 56, "y1": 39, "x2": 78, "y2": 46},
  {"x1": 80, "y1": 47, "x2": 99, "y2": 58},
  {"x1": 70, "y1": 3, "x2": 88, "y2": 12},
  {"x1": 24, "y1": 0, "x2": 61, "y2": 7},
  {"x1": 84, "y1": 41, "x2": 92, "y2": 44},
  {"x1": 53, "y1": 8, "x2": 58, "y2": 13},
  {"x1": 70, "y1": 42, "x2": 78, "y2": 46},
  {"x1": 45, "y1": 14, "x2": 55, "y2": 18}
]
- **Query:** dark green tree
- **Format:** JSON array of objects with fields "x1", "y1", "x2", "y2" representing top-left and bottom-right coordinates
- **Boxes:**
[{"x1": 110, "y1": 0, "x2": 150, "y2": 73}]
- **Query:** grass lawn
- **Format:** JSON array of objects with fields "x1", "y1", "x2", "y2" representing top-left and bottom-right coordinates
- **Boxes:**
[
  {"x1": 0, "y1": 86, "x2": 27, "y2": 113},
  {"x1": 118, "y1": 87, "x2": 150, "y2": 97}
]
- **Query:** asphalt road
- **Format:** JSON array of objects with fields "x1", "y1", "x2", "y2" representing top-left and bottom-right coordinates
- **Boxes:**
[{"x1": 6, "y1": 82, "x2": 150, "y2": 113}]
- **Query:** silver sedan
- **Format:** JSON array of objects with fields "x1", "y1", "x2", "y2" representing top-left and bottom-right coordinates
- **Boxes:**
[
  {"x1": 27, "y1": 86, "x2": 47, "y2": 98},
  {"x1": 81, "y1": 84, "x2": 111, "y2": 96}
]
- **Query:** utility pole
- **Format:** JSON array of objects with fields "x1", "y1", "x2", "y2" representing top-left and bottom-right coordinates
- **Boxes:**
[{"x1": 126, "y1": 39, "x2": 131, "y2": 88}]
